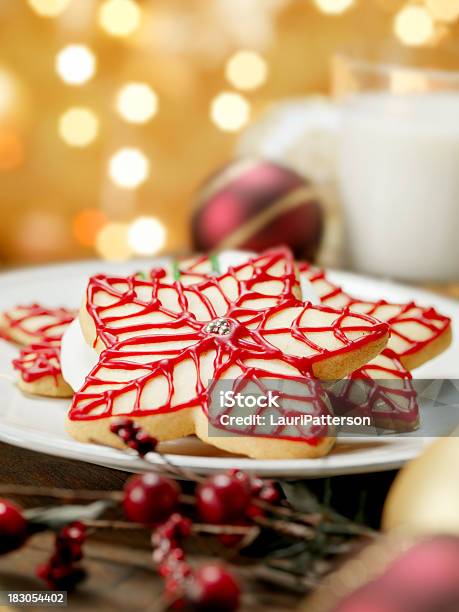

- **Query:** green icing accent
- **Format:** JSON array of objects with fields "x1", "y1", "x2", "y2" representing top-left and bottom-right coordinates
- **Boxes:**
[
  {"x1": 210, "y1": 254, "x2": 221, "y2": 274},
  {"x1": 172, "y1": 259, "x2": 181, "y2": 281},
  {"x1": 136, "y1": 271, "x2": 147, "y2": 280}
]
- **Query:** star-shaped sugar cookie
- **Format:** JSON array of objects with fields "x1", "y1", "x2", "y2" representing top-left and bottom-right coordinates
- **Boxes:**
[{"x1": 67, "y1": 249, "x2": 389, "y2": 459}]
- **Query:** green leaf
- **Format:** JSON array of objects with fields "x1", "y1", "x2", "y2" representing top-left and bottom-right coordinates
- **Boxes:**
[
  {"x1": 280, "y1": 482, "x2": 323, "y2": 515},
  {"x1": 280, "y1": 482, "x2": 376, "y2": 538}
]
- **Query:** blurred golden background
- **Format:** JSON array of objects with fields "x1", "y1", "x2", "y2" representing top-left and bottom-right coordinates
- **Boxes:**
[{"x1": 1, "y1": 0, "x2": 458, "y2": 266}]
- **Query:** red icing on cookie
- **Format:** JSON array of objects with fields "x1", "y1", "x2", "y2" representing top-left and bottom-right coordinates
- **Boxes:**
[
  {"x1": 70, "y1": 251, "x2": 388, "y2": 444},
  {"x1": 13, "y1": 342, "x2": 63, "y2": 385},
  {"x1": 2, "y1": 304, "x2": 75, "y2": 386},
  {"x1": 171, "y1": 249, "x2": 297, "y2": 287},
  {"x1": 85, "y1": 248, "x2": 301, "y2": 349},
  {"x1": 327, "y1": 350, "x2": 419, "y2": 431},
  {"x1": 3, "y1": 304, "x2": 75, "y2": 345},
  {"x1": 299, "y1": 263, "x2": 450, "y2": 361},
  {"x1": 298, "y1": 263, "x2": 438, "y2": 432}
]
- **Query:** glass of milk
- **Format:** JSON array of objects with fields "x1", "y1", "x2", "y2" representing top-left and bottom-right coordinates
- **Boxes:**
[{"x1": 334, "y1": 56, "x2": 459, "y2": 282}]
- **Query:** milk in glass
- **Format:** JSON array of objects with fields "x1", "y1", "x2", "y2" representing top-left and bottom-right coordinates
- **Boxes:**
[{"x1": 339, "y1": 92, "x2": 459, "y2": 281}]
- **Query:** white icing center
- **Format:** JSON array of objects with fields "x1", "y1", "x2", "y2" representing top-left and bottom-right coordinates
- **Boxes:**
[{"x1": 60, "y1": 318, "x2": 98, "y2": 391}]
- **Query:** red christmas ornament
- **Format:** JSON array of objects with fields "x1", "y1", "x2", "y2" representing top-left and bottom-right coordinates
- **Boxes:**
[
  {"x1": 0, "y1": 500, "x2": 28, "y2": 555},
  {"x1": 191, "y1": 158, "x2": 323, "y2": 260},
  {"x1": 334, "y1": 536, "x2": 459, "y2": 612}
]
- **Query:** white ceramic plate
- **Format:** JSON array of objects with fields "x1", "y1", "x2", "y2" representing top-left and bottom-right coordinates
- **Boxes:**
[{"x1": 0, "y1": 260, "x2": 457, "y2": 477}]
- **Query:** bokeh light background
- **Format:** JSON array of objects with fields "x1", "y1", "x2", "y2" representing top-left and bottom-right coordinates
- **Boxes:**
[{"x1": 1, "y1": 0, "x2": 458, "y2": 265}]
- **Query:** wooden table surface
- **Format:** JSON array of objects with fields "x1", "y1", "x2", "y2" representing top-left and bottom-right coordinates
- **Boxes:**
[{"x1": 0, "y1": 442, "x2": 306, "y2": 612}]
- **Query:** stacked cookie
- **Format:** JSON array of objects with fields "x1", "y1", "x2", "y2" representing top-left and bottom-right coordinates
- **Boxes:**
[
  {"x1": 0, "y1": 304, "x2": 75, "y2": 397},
  {"x1": 299, "y1": 263, "x2": 451, "y2": 432}
]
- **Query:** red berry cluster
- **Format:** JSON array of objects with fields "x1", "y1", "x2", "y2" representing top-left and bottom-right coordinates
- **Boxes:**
[
  {"x1": 249, "y1": 475, "x2": 281, "y2": 505},
  {"x1": 123, "y1": 469, "x2": 280, "y2": 535},
  {"x1": 37, "y1": 522, "x2": 87, "y2": 591},
  {"x1": 0, "y1": 500, "x2": 28, "y2": 555},
  {"x1": 196, "y1": 469, "x2": 280, "y2": 543},
  {"x1": 1, "y1": 463, "x2": 279, "y2": 609},
  {"x1": 110, "y1": 418, "x2": 158, "y2": 456},
  {"x1": 120, "y1": 469, "x2": 282, "y2": 610},
  {"x1": 151, "y1": 513, "x2": 240, "y2": 611},
  {"x1": 152, "y1": 513, "x2": 192, "y2": 605}
]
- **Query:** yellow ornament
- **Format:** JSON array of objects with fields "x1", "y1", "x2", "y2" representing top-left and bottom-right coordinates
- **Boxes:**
[{"x1": 383, "y1": 433, "x2": 459, "y2": 534}]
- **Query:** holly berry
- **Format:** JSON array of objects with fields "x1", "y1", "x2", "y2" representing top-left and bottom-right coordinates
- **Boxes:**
[
  {"x1": 151, "y1": 513, "x2": 193, "y2": 607},
  {"x1": 60, "y1": 521, "x2": 86, "y2": 544},
  {"x1": 110, "y1": 417, "x2": 133, "y2": 434},
  {"x1": 110, "y1": 419, "x2": 157, "y2": 456},
  {"x1": 152, "y1": 513, "x2": 192, "y2": 553},
  {"x1": 0, "y1": 500, "x2": 28, "y2": 554},
  {"x1": 55, "y1": 522, "x2": 86, "y2": 563},
  {"x1": 245, "y1": 504, "x2": 264, "y2": 520},
  {"x1": 187, "y1": 564, "x2": 240, "y2": 612},
  {"x1": 37, "y1": 563, "x2": 86, "y2": 591},
  {"x1": 37, "y1": 521, "x2": 87, "y2": 591},
  {"x1": 196, "y1": 473, "x2": 251, "y2": 524},
  {"x1": 258, "y1": 482, "x2": 280, "y2": 504},
  {"x1": 123, "y1": 473, "x2": 180, "y2": 526},
  {"x1": 249, "y1": 477, "x2": 264, "y2": 495},
  {"x1": 228, "y1": 469, "x2": 251, "y2": 490},
  {"x1": 128, "y1": 431, "x2": 158, "y2": 457},
  {"x1": 218, "y1": 519, "x2": 248, "y2": 548}
]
